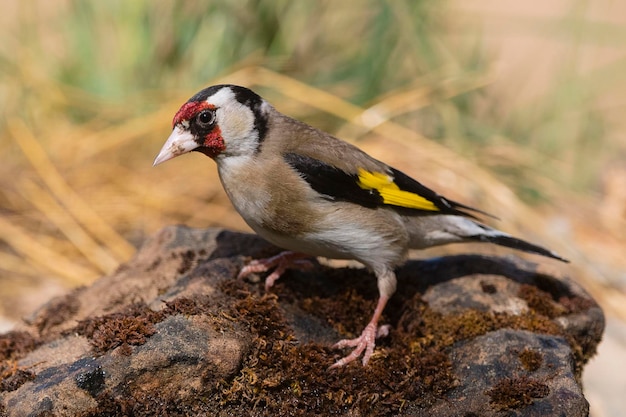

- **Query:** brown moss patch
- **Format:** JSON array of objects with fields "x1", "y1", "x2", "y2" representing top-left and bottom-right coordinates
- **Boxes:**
[
  {"x1": 73, "y1": 303, "x2": 164, "y2": 355},
  {"x1": 486, "y1": 376, "x2": 550, "y2": 411},
  {"x1": 82, "y1": 390, "x2": 209, "y2": 417},
  {"x1": 399, "y1": 296, "x2": 562, "y2": 356},
  {"x1": 519, "y1": 348, "x2": 543, "y2": 372},
  {"x1": 521, "y1": 274, "x2": 597, "y2": 316},
  {"x1": 518, "y1": 284, "x2": 566, "y2": 318},
  {"x1": 33, "y1": 291, "x2": 82, "y2": 336},
  {"x1": 300, "y1": 288, "x2": 375, "y2": 337},
  {"x1": 211, "y1": 279, "x2": 456, "y2": 416},
  {"x1": 0, "y1": 331, "x2": 41, "y2": 393},
  {"x1": 0, "y1": 365, "x2": 36, "y2": 392},
  {"x1": 161, "y1": 297, "x2": 205, "y2": 316},
  {"x1": 515, "y1": 283, "x2": 595, "y2": 377},
  {"x1": 72, "y1": 280, "x2": 453, "y2": 415},
  {"x1": 0, "y1": 331, "x2": 40, "y2": 361},
  {"x1": 558, "y1": 294, "x2": 597, "y2": 314},
  {"x1": 69, "y1": 297, "x2": 216, "y2": 356}
]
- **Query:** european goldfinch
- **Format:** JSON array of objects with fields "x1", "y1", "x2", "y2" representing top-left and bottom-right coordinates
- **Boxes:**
[{"x1": 154, "y1": 85, "x2": 568, "y2": 368}]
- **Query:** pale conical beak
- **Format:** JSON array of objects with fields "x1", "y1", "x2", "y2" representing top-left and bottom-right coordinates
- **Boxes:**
[{"x1": 153, "y1": 126, "x2": 198, "y2": 166}]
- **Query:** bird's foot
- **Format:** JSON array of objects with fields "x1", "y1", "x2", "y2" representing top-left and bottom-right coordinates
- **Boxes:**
[
  {"x1": 329, "y1": 294, "x2": 391, "y2": 369},
  {"x1": 329, "y1": 323, "x2": 391, "y2": 369},
  {"x1": 237, "y1": 251, "x2": 314, "y2": 291}
]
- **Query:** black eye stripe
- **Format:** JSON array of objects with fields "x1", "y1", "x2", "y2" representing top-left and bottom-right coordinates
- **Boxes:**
[
  {"x1": 196, "y1": 110, "x2": 216, "y2": 127},
  {"x1": 189, "y1": 109, "x2": 217, "y2": 144}
]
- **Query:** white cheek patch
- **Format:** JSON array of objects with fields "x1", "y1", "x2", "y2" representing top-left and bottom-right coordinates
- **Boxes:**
[{"x1": 207, "y1": 87, "x2": 259, "y2": 157}]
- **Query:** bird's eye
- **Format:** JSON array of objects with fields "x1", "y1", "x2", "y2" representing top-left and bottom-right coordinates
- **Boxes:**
[{"x1": 196, "y1": 110, "x2": 216, "y2": 128}]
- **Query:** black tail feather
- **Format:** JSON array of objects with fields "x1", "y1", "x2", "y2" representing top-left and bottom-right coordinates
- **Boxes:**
[
  {"x1": 472, "y1": 234, "x2": 569, "y2": 263},
  {"x1": 448, "y1": 199, "x2": 500, "y2": 221}
]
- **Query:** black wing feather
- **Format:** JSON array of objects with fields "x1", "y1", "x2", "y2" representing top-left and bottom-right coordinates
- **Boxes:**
[
  {"x1": 284, "y1": 152, "x2": 493, "y2": 219},
  {"x1": 390, "y1": 168, "x2": 497, "y2": 219},
  {"x1": 284, "y1": 153, "x2": 382, "y2": 208}
]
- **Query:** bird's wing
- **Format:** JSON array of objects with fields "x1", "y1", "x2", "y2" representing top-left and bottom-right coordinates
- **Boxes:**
[{"x1": 283, "y1": 152, "x2": 493, "y2": 219}]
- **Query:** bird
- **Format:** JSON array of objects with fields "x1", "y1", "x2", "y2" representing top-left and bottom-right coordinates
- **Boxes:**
[{"x1": 154, "y1": 84, "x2": 568, "y2": 368}]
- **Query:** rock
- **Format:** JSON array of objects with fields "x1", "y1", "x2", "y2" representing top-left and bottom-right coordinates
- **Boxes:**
[
  {"x1": 415, "y1": 329, "x2": 585, "y2": 416},
  {"x1": 0, "y1": 226, "x2": 604, "y2": 416}
]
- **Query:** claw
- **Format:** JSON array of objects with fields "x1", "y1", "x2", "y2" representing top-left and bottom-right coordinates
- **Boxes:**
[
  {"x1": 238, "y1": 251, "x2": 314, "y2": 290},
  {"x1": 329, "y1": 323, "x2": 379, "y2": 369},
  {"x1": 329, "y1": 295, "x2": 391, "y2": 369}
]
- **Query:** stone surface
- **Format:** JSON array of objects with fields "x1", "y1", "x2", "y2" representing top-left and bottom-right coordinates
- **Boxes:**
[
  {"x1": 417, "y1": 329, "x2": 584, "y2": 416},
  {"x1": 0, "y1": 226, "x2": 604, "y2": 416}
]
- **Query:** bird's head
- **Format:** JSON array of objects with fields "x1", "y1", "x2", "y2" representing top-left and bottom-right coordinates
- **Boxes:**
[{"x1": 153, "y1": 84, "x2": 270, "y2": 165}]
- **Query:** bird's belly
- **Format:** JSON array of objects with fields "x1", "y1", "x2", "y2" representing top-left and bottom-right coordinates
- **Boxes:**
[
  {"x1": 248, "y1": 222, "x2": 355, "y2": 260},
  {"x1": 247, "y1": 204, "x2": 408, "y2": 269}
]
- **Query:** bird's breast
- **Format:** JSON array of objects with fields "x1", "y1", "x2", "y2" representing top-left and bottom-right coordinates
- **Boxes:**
[{"x1": 217, "y1": 158, "x2": 272, "y2": 223}]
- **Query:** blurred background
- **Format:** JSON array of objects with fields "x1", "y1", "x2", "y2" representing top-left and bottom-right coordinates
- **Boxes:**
[{"x1": 0, "y1": 0, "x2": 624, "y2": 415}]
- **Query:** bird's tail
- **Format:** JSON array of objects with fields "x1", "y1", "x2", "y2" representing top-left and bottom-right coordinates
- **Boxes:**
[
  {"x1": 405, "y1": 215, "x2": 569, "y2": 263},
  {"x1": 469, "y1": 232, "x2": 569, "y2": 263}
]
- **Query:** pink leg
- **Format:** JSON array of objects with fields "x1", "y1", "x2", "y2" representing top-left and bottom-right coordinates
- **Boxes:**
[
  {"x1": 329, "y1": 294, "x2": 390, "y2": 369},
  {"x1": 237, "y1": 251, "x2": 314, "y2": 291}
]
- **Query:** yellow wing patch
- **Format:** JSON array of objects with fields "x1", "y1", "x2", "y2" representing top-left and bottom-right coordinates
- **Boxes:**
[{"x1": 357, "y1": 169, "x2": 440, "y2": 211}]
